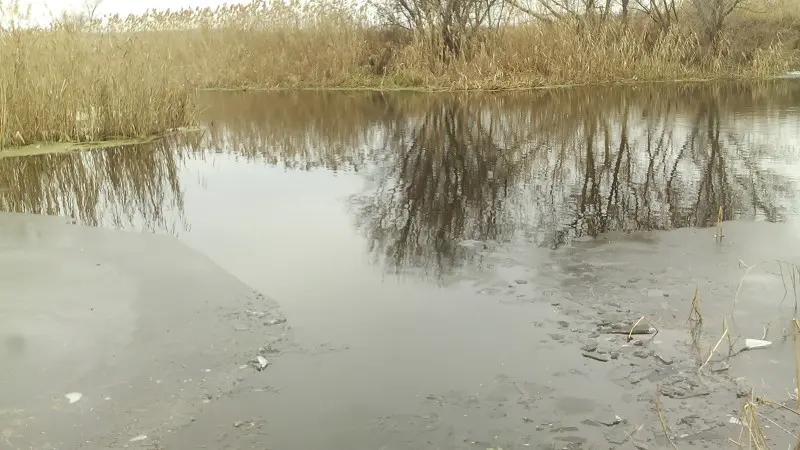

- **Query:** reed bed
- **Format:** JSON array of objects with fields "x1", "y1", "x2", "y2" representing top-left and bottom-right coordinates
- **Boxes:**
[
  {"x1": 0, "y1": 10, "x2": 195, "y2": 147},
  {"x1": 0, "y1": 0, "x2": 798, "y2": 146}
]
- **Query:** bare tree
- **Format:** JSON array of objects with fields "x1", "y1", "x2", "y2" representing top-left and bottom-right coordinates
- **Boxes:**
[
  {"x1": 54, "y1": 0, "x2": 104, "y2": 29},
  {"x1": 634, "y1": 0, "x2": 678, "y2": 34},
  {"x1": 689, "y1": 0, "x2": 748, "y2": 46},
  {"x1": 372, "y1": 0, "x2": 507, "y2": 59},
  {"x1": 505, "y1": 0, "x2": 629, "y2": 24},
  {"x1": 83, "y1": 0, "x2": 104, "y2": 21}
]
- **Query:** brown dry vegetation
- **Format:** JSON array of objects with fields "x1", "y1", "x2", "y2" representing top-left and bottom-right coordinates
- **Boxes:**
[{"x1": 0, "y1": 0, "x2": 799, "y2": 146}]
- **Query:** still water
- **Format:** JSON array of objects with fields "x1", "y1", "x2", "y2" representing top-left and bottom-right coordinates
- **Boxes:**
[
  {"x1": 6, "y1": 83, "x2": 800, "y2": 254},
  {"x1": 4, "y1": 81, "x2": 800, "y2": 449}
]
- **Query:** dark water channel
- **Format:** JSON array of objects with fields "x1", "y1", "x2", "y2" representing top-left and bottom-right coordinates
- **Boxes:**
[{"x1": 4, "y1": 81, "x2": 800, "y2": 449}]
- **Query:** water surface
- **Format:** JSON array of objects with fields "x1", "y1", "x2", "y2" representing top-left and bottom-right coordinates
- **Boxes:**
[{"x1": 4, "y1": 81, "x2": 800, "y2": 449}]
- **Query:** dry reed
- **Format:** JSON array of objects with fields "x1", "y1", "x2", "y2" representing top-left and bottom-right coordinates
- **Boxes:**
[
  {"x1": 0, "y1": 3, "x2": 196, "y2": 148},
  {"x1": 0, "y1": 0, "x2": 798, "y2": 146},
  {"x1": 655, "y1": 387, "x2": 680, "y2": 450}
]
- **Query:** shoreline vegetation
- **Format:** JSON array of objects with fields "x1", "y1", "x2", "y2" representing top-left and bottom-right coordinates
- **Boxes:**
[{"x1": 0, "y1": 0, "x2": 799, "y2": 147}]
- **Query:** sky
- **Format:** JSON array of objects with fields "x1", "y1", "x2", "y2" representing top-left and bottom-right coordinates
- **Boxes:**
[{"x1": 21, "y1": 0, "x2": 246, "y2": 21}]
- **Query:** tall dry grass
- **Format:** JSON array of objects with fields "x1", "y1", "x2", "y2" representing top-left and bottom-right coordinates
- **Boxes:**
[
  {"x1": 0, "y1": 0, "x2": 798, "y2": 146},
  {"x1": 0, "y1": 3, "x2": 195, "y2": 148}
]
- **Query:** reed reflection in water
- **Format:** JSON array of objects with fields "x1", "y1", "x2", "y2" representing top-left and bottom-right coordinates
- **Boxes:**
[
  {"x1": 198, "y1": 82, "x2": 800, "y2": 277},
  {"x1": 0, "y1": 83, "x2": 797, "y2": 280},
  {"x1": 0, "y1": 134, "x2": 197, "y2": 235}
]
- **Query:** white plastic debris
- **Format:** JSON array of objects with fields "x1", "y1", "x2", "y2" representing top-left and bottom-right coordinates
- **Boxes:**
[
  {"x1": 257, "y1": 356, "x2": 268, "y2": 369},
  {"x1": 129, "y1": 435, "x2": 147, "y2": 442},
  {"x1": 65, "y1": 392, "x2": 83, "y2": 404},
  {"x1": 744, "y1": 339, "x2": 772, "y2": 350},
  {"x1": 729, "y1": 417, "x2": 742, "y2": 425}
]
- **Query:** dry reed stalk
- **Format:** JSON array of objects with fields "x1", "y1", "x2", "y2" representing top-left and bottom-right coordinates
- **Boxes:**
[
  {"x1": 778, "y1": 262, "x2": 800, "y2": 312},
  {"x1": 688, "y1": 286, "x2": 703, "y2": 326},
  {"x1": 793, "y1": 319, "x2": 800, "y2": 410},
  {"x1": 700, "y1": 317, "x2": 730, "y2": 370},
  {"x1": 655, "y1": 387, "x2": 680, "y2": 450},
  {"x1": 755, "y1": 410, "x2": 799, "y2": 443},
  {"x1": 755, "y1": 396, "x2": 800, "y2": 449},
  {"x1": 731, "y1": 393, "x2": 771, "y2": 450},
  {"x1": 1, "y1": 0, "x2": 799, "y2": 146},
  {"x1": 732, "y1": 261, "x2": 781, "y2": 318},
  {"x1": 686, "y1": 286, "x2": 706, "y2": 364},
  {"x1": 755, "y1": 398, "x2": 800, "y2": 418},
  {"x1": 629, "y1": 315, "x2": 647, "y2": 342}
]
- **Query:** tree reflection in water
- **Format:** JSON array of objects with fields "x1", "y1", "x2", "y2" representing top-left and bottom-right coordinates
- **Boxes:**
[
  {"x1": 1, "y1": 82, "x2": 797, "y2": 281},
  {"x1": 197, "y1": 82, "x2": 800, "y2": 278}
]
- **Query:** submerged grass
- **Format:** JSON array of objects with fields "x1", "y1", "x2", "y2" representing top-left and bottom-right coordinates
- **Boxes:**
[{"x1": 0, "y1": 0, "x2": 799, "y2": 145}]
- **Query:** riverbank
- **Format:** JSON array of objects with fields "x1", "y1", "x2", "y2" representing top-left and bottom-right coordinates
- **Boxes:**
[{"x1": 1, "y1": 0, "x2": 799, "y2": 147}]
